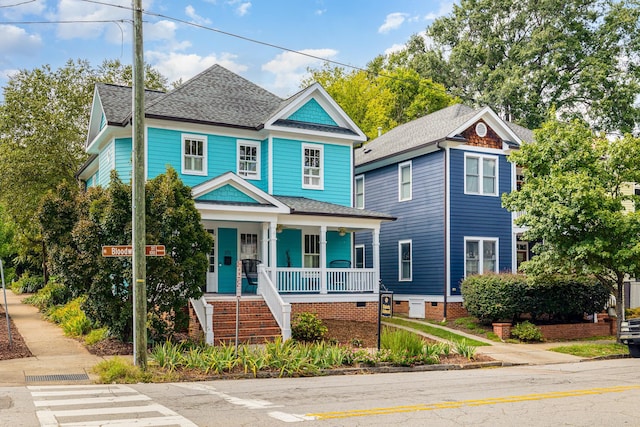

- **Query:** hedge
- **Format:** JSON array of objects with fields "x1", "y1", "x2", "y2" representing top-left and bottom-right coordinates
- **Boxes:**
[{"x1": 460, "y1": 273, "x2": 610, "y2": 324}]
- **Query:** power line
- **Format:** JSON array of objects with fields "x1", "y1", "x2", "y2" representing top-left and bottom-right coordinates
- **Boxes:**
[{"x1": 0, "y1": 0, "x2": 35, "y2": 8}]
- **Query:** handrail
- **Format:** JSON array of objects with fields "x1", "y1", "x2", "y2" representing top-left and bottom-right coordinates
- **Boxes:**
[
  {"x1": 189, "y1": 296, "x2": 213, "y2": 345},
  {"x1": 258, "y1": 265, "x2": 291, "y2": 340}
]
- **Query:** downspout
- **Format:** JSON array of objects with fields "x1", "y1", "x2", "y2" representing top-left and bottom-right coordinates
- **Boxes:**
[{"x1": 437, "y1": 140, "x2": 447, "y2": 321}]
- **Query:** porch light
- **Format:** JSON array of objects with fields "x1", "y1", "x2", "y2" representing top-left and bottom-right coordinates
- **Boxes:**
[
  {"x1": 276, "y1": 224, "x2": 283, "y2": 233},
  {"x1": 338, "y1": 227, "x2": 347, "y2": 237}
]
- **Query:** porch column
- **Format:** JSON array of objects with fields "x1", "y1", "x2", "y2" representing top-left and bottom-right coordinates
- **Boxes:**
[
  {"x1": 373, "y1": 227, "x2": 380, "y2": 293},
  {"x1": 261, "y1": 222, "x2": 269, "y2": 268},
  {"x1": 320, "y1": 225, "x2": 327, "y2": 294},
  {"x1": 269, "y1": 222, "x2": 277, "y2": 286}
]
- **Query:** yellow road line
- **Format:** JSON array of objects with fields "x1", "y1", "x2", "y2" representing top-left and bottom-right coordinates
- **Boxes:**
[{"x1": 306, "y1": 385, "x2": 640, "y2": 420}]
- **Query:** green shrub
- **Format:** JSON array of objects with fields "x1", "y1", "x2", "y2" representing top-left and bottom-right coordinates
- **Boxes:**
[
  {"x1": 454, "y1": 339, "x2": 477, "y2": 360},
  {"x1": 92, "y1": 356, "x2": 149, "y2": 383},
  {"x1": 23, "y1": 279, "x2": 71, "y2": 310},
  {"x1": 291, "y1": 312, "x2": 327, "y2": 342},
  {"x1": 625, "y1": 307, "x2": 640, "y2": 319},
  {"x1": 11, "y1": 273, "x2": 45, "y2": 294},
  {"x1": 48, "y1": 297, "x2": 92, "y2": 337},
  {"x1": 461, "y1": 273, "x2": 610, "y2": 323},
  {"x1": 511, "y1": 321, "x2": 543, "y2": 342},
  {"x1": 380, "y1": 327, "x2": 425, "y2": 357},
  {"x1": 85, "y1": 327, "x2": 109, "y2": 345}
]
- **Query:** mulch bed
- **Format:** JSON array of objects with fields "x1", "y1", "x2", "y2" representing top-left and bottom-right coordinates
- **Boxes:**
[{"x1": 0, "y1": 301, "x2": 33, "y2": 360}]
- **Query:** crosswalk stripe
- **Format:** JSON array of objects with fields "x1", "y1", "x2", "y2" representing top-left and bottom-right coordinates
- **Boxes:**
[
  {"x1": 57, "y1": 415, "x2": 197, "y2": 426},
  {"x1": 37, "y1": 403, "x2": 177, "y2": 418},
  {"x1": 33, "y1": 394, "x2": 151, "y2": 407},
  {"x1": 31, "y1": 388, "x2": 137, "y2": 397}
]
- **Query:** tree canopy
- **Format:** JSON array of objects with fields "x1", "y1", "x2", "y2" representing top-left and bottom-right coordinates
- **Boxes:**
[
  {"x1": 304, "y1": 63, "x2": 457, "y2": 140},
  {"x1": 503, "y1": 117, "x2": 640, "y2": 330},
  {"x1": 391, "y1": 0, "x2": 640, "y2": 134},
  {"x1": 0, "y1": 59, "x2": 168, "y2": 277}
]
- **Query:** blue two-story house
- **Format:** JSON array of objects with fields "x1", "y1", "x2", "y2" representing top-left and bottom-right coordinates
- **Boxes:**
[
  {"x1": 354, "y1": 104, "x2": 532, "y2": 320},
  {"x1": 78, "y1": 65, "x2": 393, "y2": 343}
]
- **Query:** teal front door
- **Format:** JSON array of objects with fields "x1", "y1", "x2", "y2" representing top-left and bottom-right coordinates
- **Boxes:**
[{"x1": 218, "y1": 227, "x2": 237, "y2": 293}]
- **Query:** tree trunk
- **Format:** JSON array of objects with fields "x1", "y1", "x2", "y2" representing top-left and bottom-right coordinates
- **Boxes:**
[
  {"x1": 616, "y1": 275, "x2": 625, "y2": 342},
  {"x1": 41, "y1": 240, "x2": 49, "y2": 284}
]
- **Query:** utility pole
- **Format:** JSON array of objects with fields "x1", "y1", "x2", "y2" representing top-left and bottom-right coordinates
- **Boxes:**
[{"x1": 132, "y1": 0, "x2": 147, "y2": 369}]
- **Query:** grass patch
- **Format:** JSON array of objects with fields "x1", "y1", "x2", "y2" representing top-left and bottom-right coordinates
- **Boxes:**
[
  {"x1": 384, "y1": 317, "x2": 489, "y2": 347},
  {"x1": 548, "y1": 343, "x2": 628, "y2": 358}
]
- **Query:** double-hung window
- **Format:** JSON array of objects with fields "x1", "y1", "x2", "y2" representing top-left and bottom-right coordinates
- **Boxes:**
[
  {"x1": 465, "y1": 238, "x2": 498, "y2": 276},
  {"x1": 355, "y1": 175, "x2": 364, "y2": 209},
  {"x1": 398, "y1": 161, "x2": 412, "y2": 201},
  {"x1": 303, "y1": 145, "x2": 323, "y2": 189},
  {"x1": 398, "y1": 240, "x2": 412, "y2": 281},
  {"x1": 182, "y1": 135, "x2": 207, "y2": 176},
  {"x1": 465, "y1": 154, "x2": 497, "y2": 196},
  {"x1": 237, "y1": 140, "x2": 260, "y2": 179},
  {"x1": 304, "y1": 234, "x2": 320, "y2": 268}
]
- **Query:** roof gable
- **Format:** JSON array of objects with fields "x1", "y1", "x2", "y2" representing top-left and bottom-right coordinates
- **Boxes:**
[{"x1": 286, "y1": 98, "x2": 337, "y2": 126}]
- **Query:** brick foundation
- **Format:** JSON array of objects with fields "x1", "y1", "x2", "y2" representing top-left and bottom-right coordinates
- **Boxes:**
[
  {"x1": 291, "y1": 301, "x2": 378, "y2": 324},
  {"x1": 393, "y1": 300, "x2": 469, "y2": 321},
  {"x1": 493, "y1": 319, "x2": 616, "y2": 341}
]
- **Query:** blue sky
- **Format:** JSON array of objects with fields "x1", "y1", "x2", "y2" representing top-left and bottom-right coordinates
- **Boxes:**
[{"x1": 0, "y1": 0, "x2": 453, "y2": 97}]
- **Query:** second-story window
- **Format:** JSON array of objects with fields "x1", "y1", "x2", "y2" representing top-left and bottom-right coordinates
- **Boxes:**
[
  {"x1": 398, "y1": 161, "x2": 412, "y2": 201},
  {"x1": 237, "y1": 140, "x2": 260, "y2": 179},
  {"x1": 355, "y1": 175, "x2": 364, "y2": 209},
  {"x1": 182, "y1": 134, "x2": 207, "y2": 176},
  {"x1": 465, "y1": 154, "x2": 497, "y2": 196},
  {"x1": 303, "y1": 145, "x2": 323, "y2": 189}
]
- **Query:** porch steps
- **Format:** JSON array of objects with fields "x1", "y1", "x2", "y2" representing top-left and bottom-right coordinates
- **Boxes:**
[{"x1": 210, "y1": 298, "x2": 281, "y2": 345}]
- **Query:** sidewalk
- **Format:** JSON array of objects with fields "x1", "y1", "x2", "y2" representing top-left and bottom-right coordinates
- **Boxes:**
[
  {"x1": 0, "y1": 291, "x2": 109, "y2": 386},
  {"x1": 383, "y1": 317, "x2": 586, "y2": 366}
]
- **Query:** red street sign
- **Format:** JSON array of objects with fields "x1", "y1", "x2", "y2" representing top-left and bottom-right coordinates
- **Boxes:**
[{"x1": 101, "y1": 245, "x2": 166, "y2": 257}]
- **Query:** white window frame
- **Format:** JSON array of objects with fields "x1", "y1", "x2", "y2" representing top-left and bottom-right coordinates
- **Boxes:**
[
  {"x1": 354, "y1": 244, "x2": 365, "y2": 268},
  {"x1": 302, "y1": 144, "x2": 324, "y2": 190},
  {"x1": 355, "y1": 175, "x2": 365, "y2": 209},
  {"x1": 398, "y1": 239, "x2": 412, "y2": 281},
  {"x1": 398, "y1": 161, "x2": 412, "y2": 201},
  {"x1": 464, "y1": 153, "x2": 498, "y2": 196},
  {"x1": 181, "y1": 134, "x2": 207, "y2": 176},
  {"x1": 464, "y1": 237, "x2": 499, "y2": 277},
  {"x1": 237, "y1": 140, "x2": 260, "y2": 180}
]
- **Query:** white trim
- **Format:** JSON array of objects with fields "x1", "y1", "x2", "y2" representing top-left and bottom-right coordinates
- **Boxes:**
[
  {"x1": 191, "y1": 171, "x2": 290, "y2": 213},
  {"x1": 398, "y1": 160, "x2": 412, "y2": 202},
  {"x1": 445, "y1": 147, "x2": 451, "y2": 297},
  {"x1": 464, "y1": 237, "x2": 499, "y2": 277},
  {"x1": 475, "y1": 122, "x2": 487, "y2": 137},
  {"x1": 447, "y1": 106, "x2": 522, "y2": 145},
  {"x1": 263, "y1": 84, "x2": 367, "y2": 142},
  {"x1": 451, "y1": 145, "x2": 505, "y2": 155},
  {"x1": 268, "y1": 136, "x2": 274, "y2": 194},
  {"x1": 391, "y1": 294, "x2": 464, "y2": 303},
  {"x1": 354, "y1": 174, "x2": 365, "y2": 209},
  {"x1": 464, "y1": 152, "x2": 498, "y2": 196},
  {"x1": 302, "y1": 143, "x2": 324, "y2": 190},
  {"x1": 181, "y1": 133, "x2": 208, "y2": 176},
  {"x1": 236, "y1": 139, "x2": 261, "y2": 180},
  {"x1": 354, "y1": 244, "x2": 365, "y2": 268},
  {"x1": 398, "y1": 239, "x2": 413, "y2": 282}
]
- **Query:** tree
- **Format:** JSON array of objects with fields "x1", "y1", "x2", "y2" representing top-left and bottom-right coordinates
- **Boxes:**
[
  {"x1": 305, "y1": 63, "x2": 457, "y2": 140},
  {"x1": 0, "y1": 59, "x2": 169, "y2": 279},
  {"x1": 502, "y1": 117, "x2": 640, "y2": 335},
  {"x1": 393, "y1": 0, "x2": 640, "y2": 134},
  {"x1": 39, "y1": 168, "x2": 213, "y2": 341}
]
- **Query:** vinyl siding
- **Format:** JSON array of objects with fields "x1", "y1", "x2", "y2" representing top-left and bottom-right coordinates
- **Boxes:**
[
  {"x1": 356, "y1": 151, "x2": 446, "y2": 295},
  {"x1": 272, "y1": 138, "x2": 351, "y2": 205},
  {"x1": 196, "y1": 184, "x2": 259, "y2": 203},
  {"x1": 277, "y1": 229, "x2": 302, "y2": 267},
  {"x1": 326, "y1": 231, "x2": 351, "y2": 265},
  {"x1": 114, "y1": 138, "x2": 132, "y2": 183},
  {"x1": 449, "y1": 148, "x2": 513, "y2": 295},
  {"x1": 98, "y1": 140, "x2": 115, "y2": 187}
]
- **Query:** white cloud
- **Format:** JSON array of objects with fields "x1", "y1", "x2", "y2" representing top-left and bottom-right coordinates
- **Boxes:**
[
  {"x1": 378, "y1": 12, "x2": 408, "y2": 34},
  {"x1": 145, "y1": 20, "x2": 178, "y2": 42},
  {"x1": 384, "y1": 43, "x2": 406, "y2": 56},
  {"x1": 185, "y1": 5, "x2": 212, "y2": 25},
  {"x1": 146, "y1": 51, "x2": 247, "y2": 83},
  {"x1": 262, "y1": 48, "x2": 338, "y2": 96},
  {"x1": 54, "y1": 0, "x2": 131, "y2": 40},
  {"x1": 0, "y1": 0, "x2": 46, "y2": 19},
  {"x1": 0, "y1": 24, "x2": 42, "y2": 55},
  {"x1": 424, "y1": 2, "x2": 453, "y2": 21},
  {"x1": 236, "y1": 2, "x2": 251, "y2": 16},
  {"x1": 315, "y1": 9, "x2": 326, "y2": 16},
  {"x1": 0, "y1": 68, "x2": 19, "y2": 80}
]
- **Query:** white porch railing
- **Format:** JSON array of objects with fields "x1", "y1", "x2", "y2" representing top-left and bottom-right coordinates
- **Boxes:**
[
  {"x1": 273, "y1": 267, "x2": 377, "y2": 293},
  {"x1": 258, "y1": 265, "x2": 291, "y2": 340},
  {"x1": 189, "y1": 296, "x2": 213, "y2": 345}
]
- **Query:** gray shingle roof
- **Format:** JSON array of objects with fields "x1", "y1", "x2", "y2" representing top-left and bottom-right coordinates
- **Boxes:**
[
  {"x1": 354, "y1": 104, "x2": 534, "y2": 167},
  {"x1": 96, "y1": 83, "x2": 164, "y2": 126},
  {"x1": 275, "y1": 196, "x2": 395, "y2": 220}
]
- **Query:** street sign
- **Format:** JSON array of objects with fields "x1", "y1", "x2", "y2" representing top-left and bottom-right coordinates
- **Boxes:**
[
  {"x1": 102, "y1": 245, "x2": 166, "y2": 257},
  {"x1": 380, "y1": 291, "x2": 393, "y2": 317}
]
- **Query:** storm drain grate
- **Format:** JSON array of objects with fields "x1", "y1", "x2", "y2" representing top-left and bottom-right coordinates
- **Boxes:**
[{"x1": 25, "y1": 373, "x2": 89, "y2": 382}]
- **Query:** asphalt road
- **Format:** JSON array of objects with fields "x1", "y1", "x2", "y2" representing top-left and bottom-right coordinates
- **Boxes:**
[{"x1": 2, "y1": 358, "x2": 639, "y2": 426}]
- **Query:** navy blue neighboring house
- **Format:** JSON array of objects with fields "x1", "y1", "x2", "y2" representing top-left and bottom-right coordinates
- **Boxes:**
[{"x1": 354, "y1": 104, "x2": 533, "y2": 320}]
